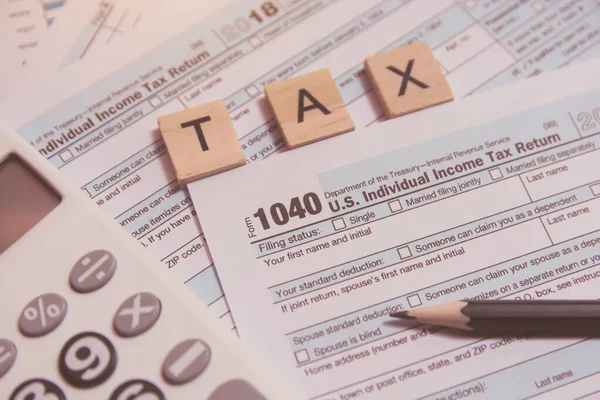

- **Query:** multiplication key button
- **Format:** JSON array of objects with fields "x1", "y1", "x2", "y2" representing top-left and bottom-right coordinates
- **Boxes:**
[
  {"x1": 113, "y1": 292, "x2": 161, "y2": 337},
  {"x1": 70, "y1": 249, "x2": 117, "y2": 293},
  {"x1": 162, "y1": 339, "x2": 211, "y2": 385}
]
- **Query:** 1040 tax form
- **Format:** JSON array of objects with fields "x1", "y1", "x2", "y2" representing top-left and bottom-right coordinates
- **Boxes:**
[
  {"x1": 2, "y1": 0, "x2": 599, "y2": 332},
  {"x1": 190, "y1": 60, "x2": 600, "y2": 399}
]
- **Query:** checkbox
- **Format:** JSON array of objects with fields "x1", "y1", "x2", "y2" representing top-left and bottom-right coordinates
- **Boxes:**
[
  {"x1": 464, "y1": 0, "x2": 476, "y2": 9},
  {"x1": 249, "y1": 36, "x2": 263, "y2": 48},
  {"x1": 295, "y1": 348, "x2": 310, "y2": 363},
  {"x1": 149, "y1": 96, "x2": 163, "y2": 108},
  {"x1": 407, "y1": 294, "x2": 422, "y2": 308},
  {"x1": 397, "y1": 246, "x2": 412, "y2": 259},
  {"x1": 532, "y1": 1, "x2": 545, "y2": 11},
  {"x1": 246, "y1": 85, "x2": 260, "y2": 97},
  {"x1": 388, "y1": 199, "x2": 403, "y2": 213},
  {"x1": 60, "y1": 149, "x2": 73, "y2": 161},
  {"x1": 82, "y1": 188, "x2": 91, "y2": 197},
  {"x1": 591, "y1": 184, "x2": 600, "y2": 196},
  {"x1": 332, "y1": 217, "x2": 346, "y2": 231},
  {"x1": 489, "y1": 168, "x2": 503, "y2": 180}
]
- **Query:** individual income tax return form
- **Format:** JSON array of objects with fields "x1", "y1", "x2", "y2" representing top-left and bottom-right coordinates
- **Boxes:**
[
  {"x1": 190, "y1": 60, "x2": 600, "y2": 399},
  {"x1": 2, "y1": 0, "x2": 599, "y2": 333}
]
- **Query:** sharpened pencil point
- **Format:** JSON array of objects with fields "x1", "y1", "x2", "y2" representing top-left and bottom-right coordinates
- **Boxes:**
[{"x1": 390, "y1": 311, "x2": 414, "y2": 319}]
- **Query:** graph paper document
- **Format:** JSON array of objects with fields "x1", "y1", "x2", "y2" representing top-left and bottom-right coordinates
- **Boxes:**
[
  {"x1": 190, "y1": 60, "x2": 600, "y2": 399},
  {"x1": 2, "y1": 0, "x2": 599, "y2": 332}
]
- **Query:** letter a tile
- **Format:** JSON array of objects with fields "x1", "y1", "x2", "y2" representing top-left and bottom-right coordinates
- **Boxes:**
[
  {"x1": 265, "y1": 69, "x2": 355, "y2": 149},
  {"x1": 365, "y1": 42, "x2": 453, "y2": 119},
  {"x1": 158, "y1": 100, "x2": 245, "y2": 185}
]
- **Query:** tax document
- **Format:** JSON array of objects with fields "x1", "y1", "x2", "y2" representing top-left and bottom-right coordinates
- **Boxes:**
[
  {"x1": 2, "y1": 0, "x2": 599, "y2": 332},
  {"x1": 190, "y1": 60, "x2": 600, "y2": 399},
  {"x1": 1, "y1": 0, "x2": 233, "y2": 103},
  {"x1": 0, "y1": 0, "x2": 48, "y2": 70},
  {"x1": 34, "y1": 0, "x2": 231, "y2": 69}
]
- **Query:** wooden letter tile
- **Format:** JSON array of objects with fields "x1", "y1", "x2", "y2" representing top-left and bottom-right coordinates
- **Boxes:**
[
  {"x1": 158, "y1": 100, "x2": 245, "y2": 185},
  {"x1": 365, "y1": 42, "x2": 453, "y2": 119},
  {"x1": 265, "y1": 69, "x2": 355, "y2": 149}
]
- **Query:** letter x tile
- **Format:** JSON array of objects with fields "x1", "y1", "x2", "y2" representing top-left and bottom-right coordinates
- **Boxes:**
[{"x1": 365, "y1": 42, "x2": 453, "y2": 119}]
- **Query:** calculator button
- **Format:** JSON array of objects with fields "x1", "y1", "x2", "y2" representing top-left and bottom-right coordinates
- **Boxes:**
[
  {"x1": 162, "y1": 339, "x2": 211, "y2": 385},
  {"x1": 0, "y1": 339, "x2": 17, "y2": 379},
  {"x1": 110, "y1": 379, "x2": 165, "y2": 400},
  {"x1": 59, "y1": 331, "x2": 117, "y2": 389},
  {"x1": 18, "y1": 293, "x2": 67, "y2": 337},
  {"x1": 10, "y1": 378, "x2": 66, "y2": 400},
  {"x1": 208, "y1": 379, "x2": 268, "y2": 400},
  {"x1": 70, "y1": 249, "x2": 117, "y2": 293},
  {"x1": 113, "y1": 292, "x2": 161, "y2": 337}
]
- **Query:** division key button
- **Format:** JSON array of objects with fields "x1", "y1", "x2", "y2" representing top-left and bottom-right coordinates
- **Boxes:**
[
  {"x1": 70, "y1": 249, "x2": 117, "y2": 293},
  {"x1": 0, "y1": 339, "x2": 17, "y2": 379},
  {"x1": 162, "y1": 339, "x2": 211, "y2": 385},
  {"x1": 18, "y1": 293, "x2": 67, "y2": 337}
]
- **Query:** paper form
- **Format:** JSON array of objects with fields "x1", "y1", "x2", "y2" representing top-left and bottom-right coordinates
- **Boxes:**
[
  {"x1": 38, "y1": 0, "x2": 68, "y2": 26},
  {"x1": 189, "y1": 60, "x2": 600, "y2": 399},
  {"x1": 1, "y1": 0, "x2": 599, "y2": 333},
  {"x1": 0, "y1": 0, "x2": 48, "y2": 70},
  {"x1": 0, "y1": 1, "x2": 233, "y2": 103},
  {"x1": 34, "y1": 0, "x2": 232, "y2": 69}
]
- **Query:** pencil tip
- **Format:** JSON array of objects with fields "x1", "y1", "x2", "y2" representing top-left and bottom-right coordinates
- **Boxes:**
[{"x1": 389, "y1": 311, "x2": 413, "y2": 319}]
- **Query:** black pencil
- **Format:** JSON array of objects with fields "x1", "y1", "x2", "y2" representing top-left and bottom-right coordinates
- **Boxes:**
[{"x1": 389, "y1": 300, "x2": 600, "y2": 334}]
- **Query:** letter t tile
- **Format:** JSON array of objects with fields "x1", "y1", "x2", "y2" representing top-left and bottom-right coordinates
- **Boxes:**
[{"x1": 158, "y1": 100, "x2": 246, "y2": 185}]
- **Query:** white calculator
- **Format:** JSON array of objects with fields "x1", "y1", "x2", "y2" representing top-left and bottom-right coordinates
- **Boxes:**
[{"x1": 0, "y1": 124, "x2": 294, "y2": 399}]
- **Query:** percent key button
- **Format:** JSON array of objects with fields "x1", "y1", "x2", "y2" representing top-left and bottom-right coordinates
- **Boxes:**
[
  {"x1": 19, "y1": 293, "x2": 67, "y2": 337},
  {"x1": 70, "y1": 249, "x2": 117, "y2": 293}
]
